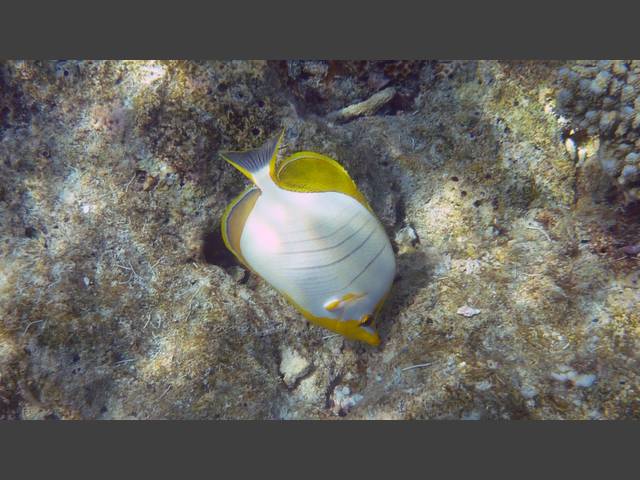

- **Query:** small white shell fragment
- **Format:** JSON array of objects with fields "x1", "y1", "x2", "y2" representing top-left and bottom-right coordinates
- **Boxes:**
[
  {"x1": 457, "y1": 305, "x2": 481, "y2": 317},
  {"x1": 564, "y1": 137, "x2": 577, "y2": 161},
  {"x1": 463, "y1": 259, "x2": 482, "y2": 275},
  {"x1": 332, "y1": 385, "x2": 363, "y2": 415},
  {"x1": 574, "y1": 374, "x2": 597, "y2": 388},
  {"x1": 577, "y1": 146, "x2": 588, "y2": 164},
  {"x1": 520, "y1": 385, "x2": 538, "y2": 399},
  {"x1": 550, "y1": 366, "x2": 596, "y2": 387},
  {"x1": 81, "y1": 203, "x2": 95, "y2": 214},
  {"x1": 474, "y1": 380, "x2": 492, "y2": 391}
]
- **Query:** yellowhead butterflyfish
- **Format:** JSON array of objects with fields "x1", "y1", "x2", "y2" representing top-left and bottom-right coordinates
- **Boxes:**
[{"x1": 220, "y1": 132, "x2": 396, "y2": 345}]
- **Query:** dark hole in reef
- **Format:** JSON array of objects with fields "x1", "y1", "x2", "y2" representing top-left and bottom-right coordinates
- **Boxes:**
[
  {"x1": 620, "y1": 201, "x2": 640, "y2": 218},
  {"x1": 386, "y1": 92, "x2": 414, "y2": 115},
  {"x1": 202, "y1": 224, "x2": 238, "y2": 268},
  {"x1": 473, "y1": 199, "x2": 482, "y2": 207},
  {"x1": 461, "y1": 190, "x2": 468, "y2": 197},
  {"x1": 112, "y1": 351, "x2": 124, "y2": 363},
  {"x1": 451, "y1": 176, "x2": 459, "y2": 182},
  {"x1": 252, "y1": 127, "x2": 260, "y2": 136},
  {"x1": 217, "y1": 83, "x2": 228, "y2": 92},
  {"x1": 24, "y1": 226, "x2": 37, "y2": 238}
]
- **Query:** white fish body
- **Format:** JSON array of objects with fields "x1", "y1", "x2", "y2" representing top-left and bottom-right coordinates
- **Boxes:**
[{"x1": 221, "y1": 133, "x2": 396, "y2": 345}]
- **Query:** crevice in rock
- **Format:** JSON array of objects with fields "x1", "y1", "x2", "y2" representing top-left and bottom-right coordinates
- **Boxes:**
[
  {"x1": 324, "y1": 373, "x2": 343, "y2": 410},
  {"x1": 201, "y1": 223, "x2": 237, "y2": 268}
]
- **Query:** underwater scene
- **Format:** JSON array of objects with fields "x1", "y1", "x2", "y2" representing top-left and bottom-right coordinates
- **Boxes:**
[{"x1": 0, "y1": 60, "x2": 638, "y2": 419}]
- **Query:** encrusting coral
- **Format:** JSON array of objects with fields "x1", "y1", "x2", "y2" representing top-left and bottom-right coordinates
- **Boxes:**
[{"x1": 557, "y1": 60, "x2": 640, "y2": 204}]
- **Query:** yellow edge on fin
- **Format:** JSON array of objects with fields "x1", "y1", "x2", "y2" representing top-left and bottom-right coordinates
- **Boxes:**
[
  {"x1": 274, "y1": 150, "x2": 373, "y2": 212},
  {"x1": 220, "y1": 153, "x2": 255, "y2": 183},
  {"x1": 279, "y1": 289, "x2": 389, "y2": 346},
  {"x1": 220, "y1": 186, "x2": 260, "y2": 267},
  {"x1": 221, "y1": 129, "x2": 286, "y2": 183}
]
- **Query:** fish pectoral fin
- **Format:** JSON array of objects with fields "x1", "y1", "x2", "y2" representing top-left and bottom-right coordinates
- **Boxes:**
[
  {"x1": 323, "y1": 299, "x2": 343, "y2": 312},
  {"x1": 323, "y1": 292, "x2": 367, "y2": 312},
  {"x1": 342, "y1": 292, "x2": 366, "y2": 303}
]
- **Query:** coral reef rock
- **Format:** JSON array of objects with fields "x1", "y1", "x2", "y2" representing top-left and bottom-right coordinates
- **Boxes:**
[{"x1": 557, "y1": 60, "x2": 640, "y2": 204}]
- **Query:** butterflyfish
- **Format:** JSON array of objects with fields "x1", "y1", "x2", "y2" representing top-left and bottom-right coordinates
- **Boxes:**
[{"x1": 220, "y1": 132, "x2": 396, "y2": 345}]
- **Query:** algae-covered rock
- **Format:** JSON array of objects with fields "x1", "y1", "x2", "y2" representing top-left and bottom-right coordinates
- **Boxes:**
[{"x1": 0, "y1": 60, "x2": 638, "y2": 419}]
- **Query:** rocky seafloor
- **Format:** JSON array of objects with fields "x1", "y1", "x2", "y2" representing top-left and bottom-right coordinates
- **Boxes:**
[{"x1": 0, "y1": 60, "x2": 638, "y2": 420}]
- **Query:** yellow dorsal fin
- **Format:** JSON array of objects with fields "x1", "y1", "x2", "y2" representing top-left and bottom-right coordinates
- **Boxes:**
[
  {"x1": 220, "y1": 186, "x2": 261, "y2": 266},
  {"x1": 273, "y1": 151, "x2": 372, "y2": 210}
]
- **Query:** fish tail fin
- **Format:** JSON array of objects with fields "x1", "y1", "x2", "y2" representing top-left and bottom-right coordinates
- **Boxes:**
[{"x1": 220, "y1": 130, "x2": 284, "y2": 186}]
